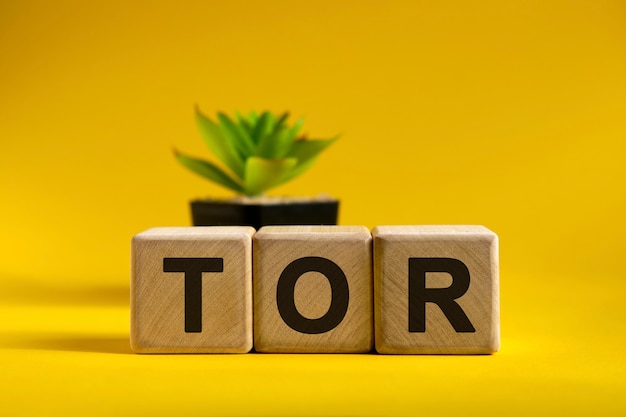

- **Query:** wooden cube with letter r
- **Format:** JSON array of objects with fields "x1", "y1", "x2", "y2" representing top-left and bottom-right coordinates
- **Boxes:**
[
  {"x1": 253, "y1": 226, "x2": 373, "y2": 353},
  {"x1": 373, "y1": 225, "x2": 500, "y2": 354},
  {"x1": 130, "y1": 226, "x2": 254, "y2": 353}
]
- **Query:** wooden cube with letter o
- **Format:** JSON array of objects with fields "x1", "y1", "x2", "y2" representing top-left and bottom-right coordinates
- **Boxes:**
[{"x1": 253, "y1": 226, "x2": 374, "y2": 353}]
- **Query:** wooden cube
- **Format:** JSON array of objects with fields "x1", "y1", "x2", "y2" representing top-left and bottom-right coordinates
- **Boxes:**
[
  {"x1": 130, "y1": 227, "x2": 254, "y2": 353},
  {"x1": 253, "y1": 226, "x2": 373, "y2": 353},
  {"x1": 373, "y1": 226, "x2": 499, "y2": 354}
]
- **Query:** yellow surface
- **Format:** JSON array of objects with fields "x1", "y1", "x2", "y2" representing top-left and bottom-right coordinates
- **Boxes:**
[{"x1": 1, "y1": 1, "x2": 625, "y2": 415}]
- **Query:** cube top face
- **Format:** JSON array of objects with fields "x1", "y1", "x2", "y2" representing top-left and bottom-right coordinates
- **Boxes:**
[
  {"x1": 373, "y1": 225, "x2": 499, "y2": 354},
  {"x1": 253, "y1": 225, "x2": 373, "y2": 353},
  {"x1": 131, "y1": 226, "x2": 255, "y2": 353},
  {"x1": 373, "y1": 225, "x2": 494, "y2": 239},
  {"x1": 132, "y1": 226, "x2": 256, "y2": 240},
  {"x1": 255, "y1": 225, "x2": 371, "y2": 239}
]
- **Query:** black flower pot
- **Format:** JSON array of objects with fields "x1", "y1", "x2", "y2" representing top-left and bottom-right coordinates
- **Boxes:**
[{"x1": 190, "y1": 196, "x2": 339, "y2": 229}]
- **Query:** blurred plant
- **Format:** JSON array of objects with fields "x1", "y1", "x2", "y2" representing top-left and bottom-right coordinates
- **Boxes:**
[{"x1": 174, "y1": 107, "x2": 338, "y2": 197}]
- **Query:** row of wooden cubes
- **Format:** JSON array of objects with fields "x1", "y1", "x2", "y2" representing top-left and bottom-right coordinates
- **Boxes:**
[{"x1": 131, "y1": 225, "x2": 499, "y2": 354}]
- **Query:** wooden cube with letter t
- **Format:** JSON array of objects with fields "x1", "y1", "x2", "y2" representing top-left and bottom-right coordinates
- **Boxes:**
[
  {"x1": 130, "y1": 227, "x2": 254, "y2": 353},
  {"x1": 373, "y1": 226, "x2": 500, "y2": 354},
  {"x1": 253, "y1": 226, "x2": 373, "y2": 353}
]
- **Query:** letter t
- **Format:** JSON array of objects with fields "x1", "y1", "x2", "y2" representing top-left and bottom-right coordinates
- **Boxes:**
[{"x1": 163, "y1": 258, "x2": 224, "y2": 333}]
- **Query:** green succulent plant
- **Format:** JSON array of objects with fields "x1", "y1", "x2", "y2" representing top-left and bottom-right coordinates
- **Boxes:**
[{"x1": 174, "y1": 107, "x2": 338, "y2": 197}]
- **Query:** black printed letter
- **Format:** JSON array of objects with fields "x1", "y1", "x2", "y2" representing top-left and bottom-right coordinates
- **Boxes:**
[
  {"x1": 408, "y1": 258, "x2": 475, "y2": 333},
  {"x1": 276, "y1": 256, "x2": 349, "y2": 334},
  {"x1": 163, "y1": 258, "x2": 224, "y2": 333}
]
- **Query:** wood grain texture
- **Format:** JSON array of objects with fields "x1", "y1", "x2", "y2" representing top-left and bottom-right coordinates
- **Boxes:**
[
  {"x1": 253, "y1": 226, "x2": 373, "y2": 353},
  {"x1": 373, "y1": 226, "x2": 500, "y2": 354},
  {"x1": 130, "y1": 227, "x2": 254, "y2": 353}
]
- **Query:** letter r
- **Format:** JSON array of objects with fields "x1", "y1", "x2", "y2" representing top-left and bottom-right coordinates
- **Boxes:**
[{"x1": 408, "y1": 258, "x2": 475, "y2": 333}]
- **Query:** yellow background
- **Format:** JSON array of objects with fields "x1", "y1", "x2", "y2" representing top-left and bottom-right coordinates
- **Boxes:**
[{"x1": 1, "y1": 1, "x2": 625, "y2": 415}]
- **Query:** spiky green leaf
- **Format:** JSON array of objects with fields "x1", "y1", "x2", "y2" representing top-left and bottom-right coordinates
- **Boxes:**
[
  {"x1": 174, "y1": 150, "x2": 245, "y2": 193},
  {"x1": 273, "y1": 112, "x2": 290, "y2": 132},
  {"x1": 235, "y1": 110, "x2": 254, "y2": 136},
  {"x1": 244, "y1": 157, "x2": 298, "y2": 196},
  {"x1": 195, "y1": 107, "x2": 245, "y2": 180},
  {"x1": 256, "y1": 126, "x2": 297, "y2": 158},
  {"x1": 274, "y1": 137, "x2": 338, "y2": 185},
  {"x1": 218, "y1": 112, "x2": 256, "y2": 157},
  {"x1": 287, "y1": 137, "x2": 338, "y2": 166},
  {"x1": 247, "y1": 111, "x2": 259, "y2": 126},
  {"x1": 274, "y1": 156, "x2": 319, "y2": 186},
  {"x1": 286, "y1": 117, "x2": 304, "y2": 141},
  {"x1": 250, "y1": 111, "x2": 273, "y2": 145}
]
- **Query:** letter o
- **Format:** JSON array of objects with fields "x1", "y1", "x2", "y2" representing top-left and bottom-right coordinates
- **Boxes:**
[{"x1": 276, "y1": 256, "x2": 349, "y2": 334}]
